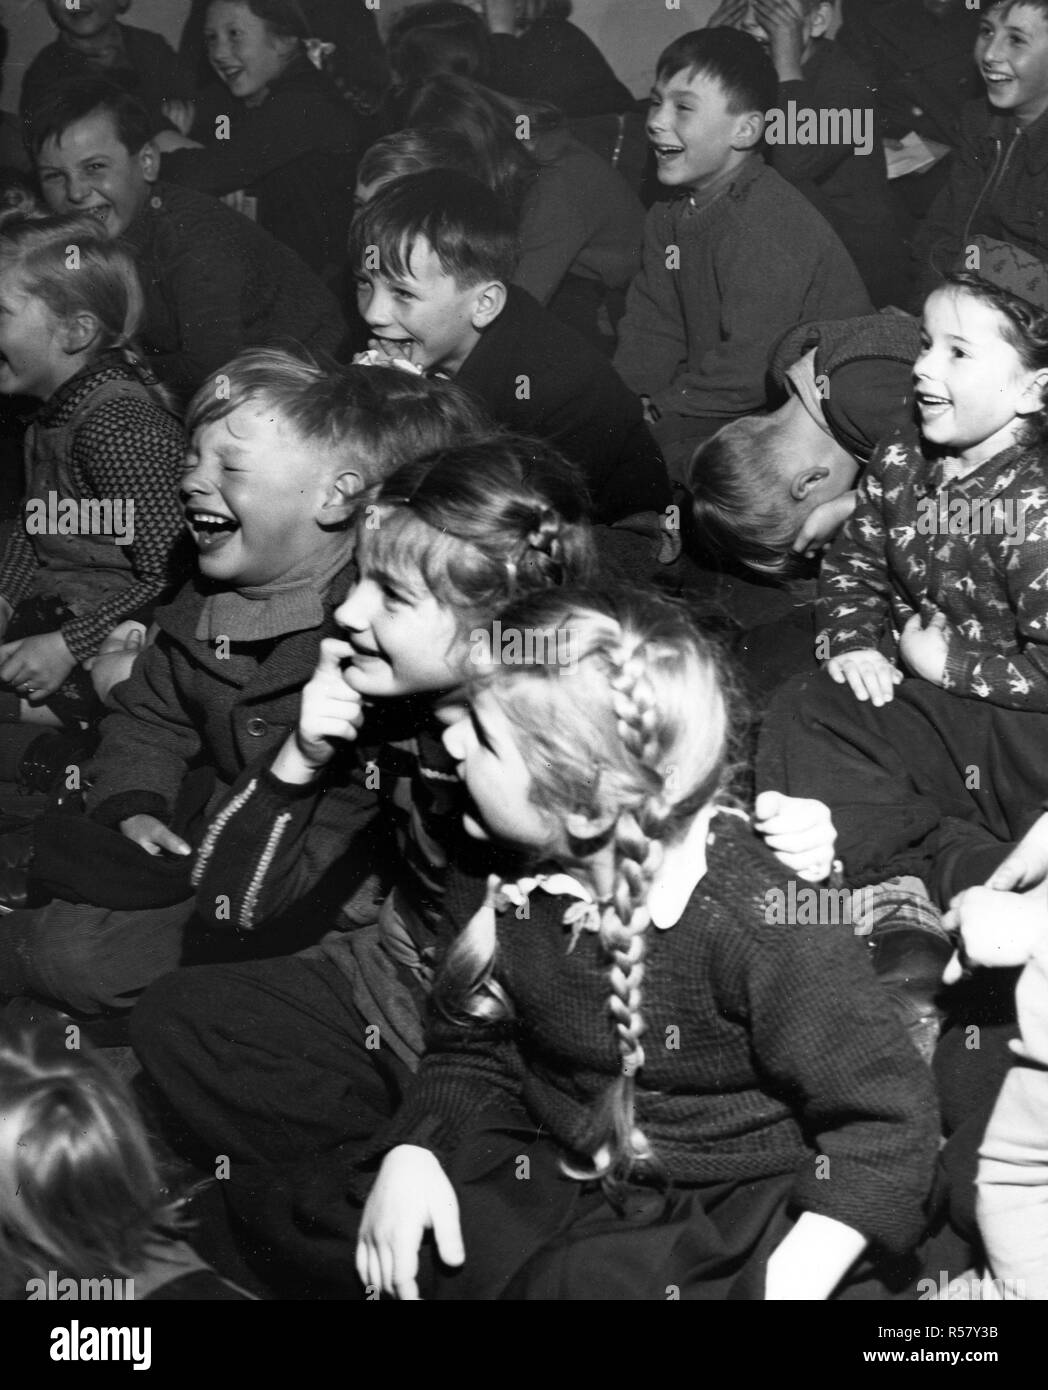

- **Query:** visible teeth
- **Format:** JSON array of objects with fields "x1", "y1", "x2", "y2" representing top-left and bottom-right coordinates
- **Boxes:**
[{"x1": 188, "y1": 512, "x2": 235, "y2": 532}]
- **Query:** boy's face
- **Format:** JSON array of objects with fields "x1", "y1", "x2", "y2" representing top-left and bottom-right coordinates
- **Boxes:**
[
  {"x1": 976, "y1": 3, "x2": 1048, "y2": 127},
  {"x1": 647, "y1": 68, "x2": 757, "y2": 190},
  {"x1": 205, "y1": 1, "x2": 296, "y2": 103},
  {"x1": 37, "y1": 110, "x2": 156, "y2": 238},
  {"x1": 181, "y1": 404, "x2": 349, "y2": 587},
  {"x1": 739, "y1": 1, "x2": 828, "y2": 53},
  {"x1": 355, "y1": 238, "x2": 492, "y2": 375},
  {"x1": 333, "y1": 551, "x2": 469, "y2": 699},
  {"x1": 45, "y1": 0, "x2": 128, "y2": 40}
]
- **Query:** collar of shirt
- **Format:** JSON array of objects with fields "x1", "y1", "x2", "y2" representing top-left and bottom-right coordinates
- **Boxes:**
[{"x1": 784, "y1": 347, "x2": 834, "y2": 440}]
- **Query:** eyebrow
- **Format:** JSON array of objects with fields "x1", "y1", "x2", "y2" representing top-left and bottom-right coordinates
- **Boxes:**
[{"x1": 362, "y1": 562, "x2": 422, "y2": 598}]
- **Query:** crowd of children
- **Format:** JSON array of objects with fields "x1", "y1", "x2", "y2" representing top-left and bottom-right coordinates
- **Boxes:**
[{"x1": 0, "y1": 0, "x2": 1046, "y2": 1304}]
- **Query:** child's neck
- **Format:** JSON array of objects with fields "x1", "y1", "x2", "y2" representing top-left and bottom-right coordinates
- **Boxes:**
[
  {"x1": 60, "y1": 25, "x2": 124, "y2": 60},
  {"x1": 942, "y1": 418, "x2": 1029, "y2": 477},
  {"x1": 40, "y1": 351, "x2": 94, "y2": 403},
  {"x1": 685, "y1": 149, "x2": 752, "y2": 202}
]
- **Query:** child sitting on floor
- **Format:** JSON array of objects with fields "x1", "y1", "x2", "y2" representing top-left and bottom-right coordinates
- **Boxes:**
[
  {"x1": 0, "y1": 211, "x2": 185, "y2": 731},
  {"x1": 612, "y1": 27, "x2": 871, "y2": 480},
  {"x1": 758, "y1": 239, "x2": 1048, "y2": 910},
  {"x1": 0, "y1": 1020, "x2": 250, "y2": 1300},
  {"x1": 0, "y1": 347, "x2": 492, "y2": 1017},
  {"x1": 689, "y1": 309, "x2": 920, "y2": 576},
  {"x1": 357, "y1": 585, "x2": 939, "y2": 1300}
]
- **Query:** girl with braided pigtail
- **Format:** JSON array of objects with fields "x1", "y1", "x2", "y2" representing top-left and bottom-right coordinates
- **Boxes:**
[{"x1": 359, "y1": 586, "x2": 942, "y2": 1301}]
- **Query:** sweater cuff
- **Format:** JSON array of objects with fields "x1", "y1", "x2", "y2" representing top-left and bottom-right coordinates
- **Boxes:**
[{"x1": 91, "y1": 791, "x2": 170, "y2": 830}]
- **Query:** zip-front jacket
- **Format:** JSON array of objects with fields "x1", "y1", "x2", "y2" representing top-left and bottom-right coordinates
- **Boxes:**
[{"x1": 911, "y1": 99, "x2": 1048, "y2": 307}]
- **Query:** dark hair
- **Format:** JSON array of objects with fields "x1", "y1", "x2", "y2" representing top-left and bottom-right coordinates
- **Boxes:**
[
  {"x1": 519, "y1": 0, "x2": 574, "y2": 20},
  {"x1": 349, "y1": 168, "x2": 519, "y2": 287},
  {"x1": 357, "y1": 128, "x2": 476, "y2": 194},
  {"x1": 939, "y1": 272, "x2": 1048, "y2": 442},
  {"x1": 24, "y1": 76, "x2": 154, "y2": 160},
  {"x1": 389, "y1": 74, "x2": 538, "y2": 219},
  {"x1": 204, "y1": 0, "x2": 309, "y2": 40},
  {"x1": 655, "y1": 28, "x2": 778, "y2": 116},
  {"x1": 386, "y1": 2, "x2": 493, "y2": 86},
  {"x1": 187, "y1": 346, "x2": 495, "y2": 487}
]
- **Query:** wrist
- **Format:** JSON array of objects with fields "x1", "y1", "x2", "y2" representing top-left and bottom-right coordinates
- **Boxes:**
[{"x1": 271, "y1": 732, "x2": 328, "y2": 785}]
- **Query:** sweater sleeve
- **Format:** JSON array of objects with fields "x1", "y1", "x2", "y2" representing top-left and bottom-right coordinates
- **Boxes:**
[
  {"x1": 942, "y1": 484, "x2": 1048, "y2": 711},
  {"x1": 909, "y1": 104, "x2": 986, "y2": 308},
  {"x1": 0, "y1": 526, "x2": 39, "y2": 614},
  {"x1": 613, "y1": 205, "x2": 688, "y2": 400},
  {"x1": 740, "y1": 902, "x2": 941, "y2": 1254},
  {"x1": 816, "y1": 443, "x2": 897, "y2": 656},
  {"x1": 85, "y1": 634, "x2": 203, "y2": 826},
  {"x1": 190, "y1": 751, "x2": 383, "y2": 933},
  {"x1": 59, "y1": 395, "x2": 185, "y2": 662},
  {"x1": 768, "y1": 76, "x2": 862, "y2": 186},
  {"x1": 514, "y1": 170, "x2": 593, "y2": 307}
]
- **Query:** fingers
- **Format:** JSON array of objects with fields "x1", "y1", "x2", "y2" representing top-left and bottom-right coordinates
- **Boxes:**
[
  {"x1": 314, "y1": 637, "x2": 356, "y2": 678},
  {"x1": 987, "y1": 854, "x2": 1030, "y2": 892},
  {"x1": 826, "y1": 654, "x2": 896, "y2": 706},
  {"x1": 430, "y1": 1188, "x2": 465, "y2": 1271},
  {"x1": 942, "y1": 950, "x2": 965, "y2": 987},
  {"x1": 150, "y1": 825, "x2": 192, "y2": 856}
]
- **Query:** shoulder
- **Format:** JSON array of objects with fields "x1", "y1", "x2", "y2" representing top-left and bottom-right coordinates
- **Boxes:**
[
  {"x1": 121, "y1": 23, "x2": 178, "y2": 58},
  {"x1": 959, "y1": 97, "x2": 996, "y2": 142}
]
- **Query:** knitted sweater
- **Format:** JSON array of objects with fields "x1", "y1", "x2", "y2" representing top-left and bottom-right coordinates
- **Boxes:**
[
  {"x1": 613, "y1": 157, "x2": 872, "y2": 421},
  {"x1": 912, "y1": 99, "x2": 1048, "y2": 307},
  {"x1": 162, "y1": 55, "x2": 361, "y2": 274},
  {"x1": 386, "y1": 811, "x2": 940, "y2": 1256},
  {"x1": 119, "y1": 181, "x2": 346, "y2": 402},
  {"x1": 767, "y1": 311, "x2": 920, "y2": 466},
  {"x1": 84, "y1": 552, "x2": 358, "y2": 837},
  {"x1": 818, "y1": 427, "x2": 1048, "y2": 710}
]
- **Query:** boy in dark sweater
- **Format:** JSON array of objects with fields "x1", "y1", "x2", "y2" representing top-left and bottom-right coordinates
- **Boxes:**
[
  {"x1": 20, "y1": 0, "x2": 183, "y2": 137},
  {"x1": 350, "y1": 169, "x2": 671, "y2": 525},
  {"x1": 711, "y1": 0, "x2": 908, "y2": 306},
  {"x1": 28, "y1": 79, "x2": 346, "y2": 403},
  {"x1": 689, "y1": 309, "x2": 920, "y2": 575},
  {"x1": 0, "y1": 349, "x2": 493, "y2": 1017},
  {"x1": 612, "y1": 28, "x2": 872, "y2": 481},
  {"x1": 911, "y1": 0, "x2": 1048, "y2": 307}
]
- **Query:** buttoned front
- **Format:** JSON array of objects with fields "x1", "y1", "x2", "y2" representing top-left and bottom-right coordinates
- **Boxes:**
[{"x1": 245, "y1": 717, "x2": 268, "y2": 738}]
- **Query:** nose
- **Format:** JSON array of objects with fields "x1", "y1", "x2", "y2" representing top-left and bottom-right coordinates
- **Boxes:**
[
  {"x1": 334, "y1": 579, "x2": 376, "y2": 634},
  {"x1": 179, "y1": 453, "x2": 217, "y2": 500},
  {"x1": 359, "y1": 281, "x2": 390, "y2": 328},
  {"x1": 208, "y1": 33, "x2": 232, "y2": 64},
  {"x1": 981, "y1": 31, "x2": 1005, "y2": 65},
  {"x1": 65, "y1": 172, "x2": 91, "y2": 205}
]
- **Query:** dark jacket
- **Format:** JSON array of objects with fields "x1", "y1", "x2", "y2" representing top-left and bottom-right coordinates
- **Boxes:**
[
  {"x1": 119, "y1": 180, "x2": 346, "y2": 402},
  {"x1": 767, "y1": 38, "x2": 907, "y2": 307},
  {"x1": 162, "y1": 54, "x2": 361, "y2": 275},
  {"x1": 20, "y1": 23, "x2": 184, "y2": 136},
  {"x1": 836, "y1": 0, "x2": 984, "y2": 148},
  {"x1": 488, "y1": 18, "x2": 634, "y2": 118},
  {"x1": 912, "y1": 99, "x2": 1048, "y2": 306},
  {"x1": 84, "y1": 556, "x2": 357, "y2": 836},
  {"x1": 454, "y1": 285, "x2": 671, "y2": 522}
]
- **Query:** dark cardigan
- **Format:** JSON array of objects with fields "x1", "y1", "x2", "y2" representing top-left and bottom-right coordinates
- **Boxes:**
[{"x1": 385, "y1": 811, "x2": 941, "y2": 1256}]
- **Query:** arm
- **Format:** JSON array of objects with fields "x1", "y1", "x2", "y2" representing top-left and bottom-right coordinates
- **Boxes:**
[
  {"x1": 0, "y1": 526, "x2": 39, "y2": 618},
  {"x1": 57, "y1": 397, "x2": 185, "y2": 663},
  {"x1": 815, "y1": 446, "x2": 897, "y2": 654},
  {"x1": 910, "y1": 105, "x2": 987, "y2": 308},
  {"x1": 514, "y1": 170, "x2": 593, "y2": 307}
]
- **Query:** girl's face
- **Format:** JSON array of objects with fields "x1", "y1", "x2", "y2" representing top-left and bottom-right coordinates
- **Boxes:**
[
  {"x1": 914, "y1": 287, "x2": 1047, "y2": 465},
  {"x1": 0, "y1": 271, "x2": 71, "y2": 399},
  {"x1": 976, "y1": 3, "x2": 1048, "y2": 127},
  {"x1": 205, "y1": 1, "x2": 297, "y2": 102},
  {"x1": 443, "y1": 687, "x2": 560, "y2": 851},
  {"x1": 334, "y1": 549, "x2": 470, "y2": 699}
]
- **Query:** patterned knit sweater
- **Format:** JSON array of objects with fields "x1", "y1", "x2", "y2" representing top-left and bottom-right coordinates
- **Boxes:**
[
  {"x1": 817, "y1": 426, "x2": 1048, "y2": 710},
  {"x1": 385, "y1": 812, "x2": 940, "y2": 1256}
]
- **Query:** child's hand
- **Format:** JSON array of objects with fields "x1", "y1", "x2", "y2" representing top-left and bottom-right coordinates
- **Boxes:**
[
  {"x1": 752, "y1": 0, "x2": 808, "y2": 78},
  {"x1": 899, "y1": 610, "x2": 948, "y2": 686},
  {"x1": 987, "y1": 813, "x2": 1048, "y2": 893},
  {"x1": 356, "y1": 1145, "x2": 464, "y2": 1300},
  {"x1": 119, "y1": 814, "x2": 192, "y2": 858},
  {"x1": 152, "y1": 129, "x2": 204, "y2": 154},
  {"x1": 707, "y1": 0, "x2": 748, "y2": 26},
  {"x1": 161, "y1": 98, "x2": 196, "y2": 136},
  {"x1": 754, "y1": 790, "x2": 837, "y2": 883},
  {"x1": 824, "y1": 648, "x2": 901, "y2": 706},
  {"x1": 792, "y1": 492, "x2": 857, "y2": 558},
  {"x1": 0, "y1": 631, "x2": 76, "y2": 702},
  {"x1": 296, "y1": 639, "x2": 365, "y2": 765},
  {"x1": 83, "y1": 621, "x2": 147, "y2": 707},
  {"x1": 942, "y1": 886, "x2": 1046, "y2": 984},
  {"x1": 483, "y1": 0, "x2": 519, "y2": 34}
]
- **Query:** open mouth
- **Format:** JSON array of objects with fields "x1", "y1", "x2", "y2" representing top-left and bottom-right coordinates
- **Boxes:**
[
  {"x1": 217, "y1": 66, "x2": 246, "y2": 84},
  {"x1": 650, "y1": 143, "x2": 686, "y2": 166},
  {"x1": 367, "y1": 335, "x2": 418, "y2": 363},
  {"x1": 185, "y1": 509, "x2": 240, "y2": 551},
  {"x1": 916, "y1": 392, "x2": 951, "y2": 419},
  {"x1": 982, "y1": 70, "x2": 1014, "y2": 87}
]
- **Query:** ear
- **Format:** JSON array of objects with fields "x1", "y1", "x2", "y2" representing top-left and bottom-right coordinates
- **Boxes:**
[
  {"x1": 469, "y1": 280, "x2": 508, "y2": 331},
  {"x1": 731, "y1": 110, "x2": 765, "y2": 152},
  {"x1": 274, "y1": 33, "x2": 301, "y2": 65},
  {"x1": 58, "y1": 311, "x2": 102, "y2": 358},
  {"x1": 789, "y1": 465, "x2": 831, "y2": 501},
  {"x1": 137, "y1": 141, "x2": 160, "y2": 185},
  {"x1": 319, "y1": 469, "x2": 365, "y2": 525}
]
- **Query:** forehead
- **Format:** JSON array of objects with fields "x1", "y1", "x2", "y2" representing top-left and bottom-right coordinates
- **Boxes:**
[
  {"x1": 375, "y1": 237, "x2": 465, "y2": 293},
  {"x1": 655, "y1": 68, "x2": 734, "y2": 110},
  {"x1": 985, "y1": 3, "x2": 1048, "y2": 36},
  {"x1": 38, "y1": 111, "x2": 132, "y2": 164},
  {"x1": 195, "y1": 401, "x2": 299, "y2": 451},
  {"x1": 206, "y1": 1, "x2": 264, "y2": 27},
  {"x1": 923, "y1": 288, "x2": 1014, "y2": 343}
]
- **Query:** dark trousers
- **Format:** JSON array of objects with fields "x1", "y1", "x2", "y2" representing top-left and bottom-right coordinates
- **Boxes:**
[
  {"x1": 130, "y1": 950, "x2": 417, "y2": 1298},
  {"x1": 757, "y1": 672, "x2": 1048, "y2": 905}
]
